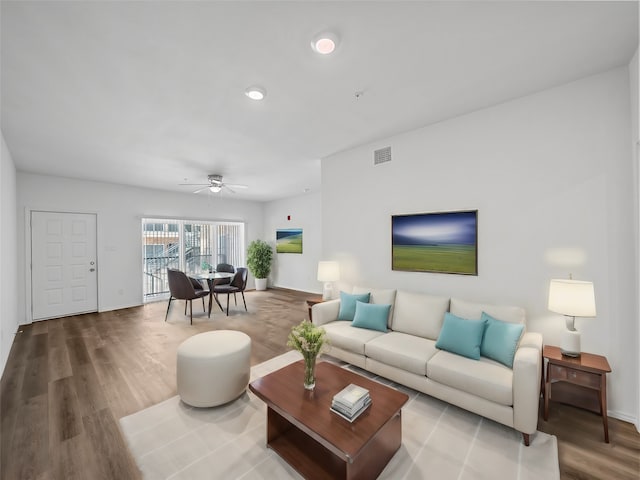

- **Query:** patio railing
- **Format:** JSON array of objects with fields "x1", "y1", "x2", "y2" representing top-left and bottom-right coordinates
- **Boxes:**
[{"x1": 143, "y1": 253, "x2": 213, "y2": 297}]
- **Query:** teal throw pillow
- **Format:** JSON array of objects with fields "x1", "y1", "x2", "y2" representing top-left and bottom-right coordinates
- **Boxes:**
[
  {"x1": 338, "y1": 291, "x2": 371, "y2": 321},
  {"x1": 435, "y1": 312, "x2": 486, "y2": 360},
  {"x1": 480, "y1": 312, "x2": 524, "y2": 368},
  {"x1": 351, "y1": 301, "x2": 390, "y2": 332}
]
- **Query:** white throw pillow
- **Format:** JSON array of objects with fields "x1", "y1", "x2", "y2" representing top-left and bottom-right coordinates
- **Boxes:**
[
  {"x1": 392, "y1": 291, "x2": 450, "y2": 340},
  {"x1": 450, "y1": 297, "x2": 525, "y2": 325}
]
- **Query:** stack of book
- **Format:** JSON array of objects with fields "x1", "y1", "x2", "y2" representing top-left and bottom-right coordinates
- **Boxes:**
[{"x1": 330, "y1": 384, "x2": 371, "y2": 422}]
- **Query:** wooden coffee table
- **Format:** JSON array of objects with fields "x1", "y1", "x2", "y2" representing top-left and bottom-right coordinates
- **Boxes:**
[{"x1": 249, "y1": 360, "x2": 409, "y2": 480}]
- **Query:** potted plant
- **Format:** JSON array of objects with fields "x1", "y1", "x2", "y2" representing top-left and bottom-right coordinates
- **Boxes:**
[{"x1": 246, "y1": 239, "x2": 273, "y2": 291}]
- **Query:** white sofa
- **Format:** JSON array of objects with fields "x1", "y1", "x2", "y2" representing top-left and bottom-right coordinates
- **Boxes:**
[{"x1": 312, "y1": 287, "x2": 543, "y2": 445}]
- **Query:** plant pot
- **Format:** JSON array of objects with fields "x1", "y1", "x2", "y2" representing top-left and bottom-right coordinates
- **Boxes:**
[{"x1": 255, "y1": 278, "x2": 268, "y2": 291}]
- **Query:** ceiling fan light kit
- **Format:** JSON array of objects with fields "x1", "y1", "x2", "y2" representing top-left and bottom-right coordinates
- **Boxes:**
[
  {"x1": 180, "y1": 174, "x2": 248, "y2": 195},
  {"x1": 311, "y1": 31, "x2": 338, "y2": 54},
  {"x1": 245, "y1": 85, "x2": 266, "y2": 100}
]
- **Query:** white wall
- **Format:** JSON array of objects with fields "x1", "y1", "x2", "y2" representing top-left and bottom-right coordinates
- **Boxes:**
[
  {"x1": 631, "y1": 45, "x2": 640, "y2": 432},
  {"x1": 1, "y1": 132, "x2": 19, "y2": 376},
  {"x1": 16, "y1": 173, "x2": 265, "y2": 322},
  {"x1": 322, "y1": 67, "x2": 637, "y2": 424},
  {"x1": 264, "y1": 191, "x2": 323, "y2": 293}
]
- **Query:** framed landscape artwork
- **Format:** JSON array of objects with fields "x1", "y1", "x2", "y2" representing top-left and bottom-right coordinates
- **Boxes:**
[
  {"x1": 391, "y1": 210, "x2": 478, "y2": 275},
  {"x1": 276, "y1": 228, "x2": 303, "y2": 254}
]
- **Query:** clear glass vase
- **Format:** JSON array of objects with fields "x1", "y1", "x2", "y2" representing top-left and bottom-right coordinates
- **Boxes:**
[{"x1": 303, "y1": 355, "x2": 317, "y2": 390}]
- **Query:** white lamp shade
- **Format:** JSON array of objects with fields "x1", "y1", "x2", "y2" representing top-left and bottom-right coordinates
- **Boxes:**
[
  {"x1": 548, "y1": 279, "x2": 596, "y2": 317},
  {"x1": 317, "y1": 261, "x2": 340, "y2": 282}
]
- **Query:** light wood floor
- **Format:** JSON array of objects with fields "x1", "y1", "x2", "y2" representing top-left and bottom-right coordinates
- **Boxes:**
[{"x1": 1, "y1": 288, "x2": 638, "y2": 479}]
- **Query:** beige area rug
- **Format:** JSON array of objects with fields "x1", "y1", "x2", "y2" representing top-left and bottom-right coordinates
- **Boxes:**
[{"x1": 120, "y1": 351, "x2": 559, "y2": 480}]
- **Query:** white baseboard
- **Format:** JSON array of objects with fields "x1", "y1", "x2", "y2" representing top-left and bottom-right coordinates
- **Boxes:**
[{"x1": 608, "y1": 409, "x2": 638, "y2": 430}]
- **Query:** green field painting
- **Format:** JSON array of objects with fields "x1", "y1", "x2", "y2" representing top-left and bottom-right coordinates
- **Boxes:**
[
  {"x1": 392, "y1": 244, "x2": 476, "y2": 274},
  {"x1": 391, "y1": 210, "x2": 477, "y2": 275},
  {"x1": 276, "y1": 229, "x2": 303, "y2": 254}
]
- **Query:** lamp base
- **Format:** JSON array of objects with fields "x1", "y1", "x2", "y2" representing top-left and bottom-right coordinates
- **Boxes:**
[
  {"x1": 561, "y1": 330, "x2": 581, "y2": 357},
  {"x1": 322, "y1": 282, "x2": 333, "y2": 301}
]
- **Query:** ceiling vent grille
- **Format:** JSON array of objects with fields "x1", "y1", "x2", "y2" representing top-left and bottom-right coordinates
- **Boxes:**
[{"x1": 374, "y1": 146, "x2": 392, "y2": 165}]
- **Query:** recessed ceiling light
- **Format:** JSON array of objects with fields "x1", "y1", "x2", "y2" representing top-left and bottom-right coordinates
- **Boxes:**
[
  {"x1": 311, "y1": 32, "x2": 338, "y2": 55},
  {"x1": 245, "y1": 86, "x2": 266, "y2": 100}
]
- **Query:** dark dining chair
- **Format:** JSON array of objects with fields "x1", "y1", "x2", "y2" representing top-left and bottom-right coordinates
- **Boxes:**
[
  {"x1": 214, "y1": 263, "x2": 235, "y2": 285},
  {"x1": 165, "y1": 268, "x2": 210, "y2": 324},
  {"x1": 189, "y1": 276, "x2": 206, "y2": 292},
  {"x1": 210, "y1": 263, "x2": 234, "y2": 306},
  {"x1": 212, "y1": 267, "x2": 248, "y2": 316}
]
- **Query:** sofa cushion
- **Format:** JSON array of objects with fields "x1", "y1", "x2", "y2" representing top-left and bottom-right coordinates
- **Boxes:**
[
  {"x1": 480, "y1": 312, "x2": 524, "y2": 368},
  {"x1": 435, "y1": 312, "x2": 486, "y2": 360},
  {"x1": 352, "y1": 301, "x2": 390, "y2": 332},
  {"x1": 427, "y1": 350, "x2": 514, "y2": 406},
  {"x1": 365, "y1": 332, "x2": 438, "y2": 376},
  {"x1": 322, "y1": 321, "x2": 385, "y2": 355},
  {"x1": 391, "y1": 291, "x2": 450, "y2": 339},
  {"x1": 450, "y1": 297, "x2": 525, "y2": 324},
  {"x1": 338, "y1": 291, "x2": 370, "y2": 321},
  {"x1": 353, "y1": 287, "x2": 397, "y2": 327}
]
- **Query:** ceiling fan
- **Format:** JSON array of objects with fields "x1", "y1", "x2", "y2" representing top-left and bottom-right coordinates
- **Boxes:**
[{"x1": 180, "y1": 174, "x2": 248, "y2": 194}]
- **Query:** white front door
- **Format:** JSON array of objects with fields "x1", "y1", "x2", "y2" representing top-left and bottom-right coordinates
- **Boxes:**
[{"x1": 31, "y1": 211, "x2": 98, "y2": 320}]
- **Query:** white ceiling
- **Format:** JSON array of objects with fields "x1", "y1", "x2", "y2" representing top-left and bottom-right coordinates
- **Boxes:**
[{"x1": 1, "y1": 1, "x2": 637, "y2": 201}]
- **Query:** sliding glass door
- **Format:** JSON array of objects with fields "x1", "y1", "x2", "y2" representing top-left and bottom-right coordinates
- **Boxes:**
[{"x1": 142, "y1": 219, "x2": 244, "y2": 299}]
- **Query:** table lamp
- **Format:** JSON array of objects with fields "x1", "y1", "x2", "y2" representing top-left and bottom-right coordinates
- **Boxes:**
[
  {"x1": 548, "y1": 278, "x2": 596, "y2": 357},
  {"x1": 317, "y1": 261, "x2": 340, "y2": 301}
]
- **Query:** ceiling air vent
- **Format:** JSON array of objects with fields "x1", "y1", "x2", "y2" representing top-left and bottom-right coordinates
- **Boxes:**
[{"x1": 374, "y1": 146, "x2": 392, "y2": 165}]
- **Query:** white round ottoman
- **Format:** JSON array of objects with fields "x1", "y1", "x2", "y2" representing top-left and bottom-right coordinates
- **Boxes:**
[{"x1": 177, "y1": 330, "x2": 251, "y2": 407}]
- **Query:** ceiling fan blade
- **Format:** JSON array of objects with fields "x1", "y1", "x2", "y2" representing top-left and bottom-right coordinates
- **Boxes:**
[
  {"x1": 179, "y1": 183, "x2": 209, "y2": 186},
  {"x1": 224, "y1": 185, "x2": 237, "y2": 194},
  {"x1": 225, "y1": 183, "x2": 248, "y2": 189},
  {"x1": 193, "y1": 186, "x2": 210, "y2": 194}
]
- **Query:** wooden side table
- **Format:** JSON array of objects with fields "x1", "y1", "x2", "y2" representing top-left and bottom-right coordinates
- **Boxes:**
[
  {"x1": 305, "y1": 297, "x2": 324, "y2": 321},
  {"x1": 542, "y1": 345, "x2": 612, "y2": 442}
]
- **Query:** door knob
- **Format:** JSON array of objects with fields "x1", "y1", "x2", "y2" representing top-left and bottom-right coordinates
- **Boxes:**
[{"x1": 89, "y1": 268, "x2": 96, "y2": 272}]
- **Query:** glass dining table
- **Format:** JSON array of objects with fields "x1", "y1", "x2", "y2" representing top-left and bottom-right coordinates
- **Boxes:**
[{"x1": 195, "y1": 272, "x2": 235, "y2": 316}]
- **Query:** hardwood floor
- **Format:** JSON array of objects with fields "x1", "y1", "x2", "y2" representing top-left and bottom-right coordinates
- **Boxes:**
[
  {"x1": 1, "y1": 288, "x2": 638, "y2": 479},
  {"x1": 539, "y1": 400, "x2": 640, "y2": 479}
]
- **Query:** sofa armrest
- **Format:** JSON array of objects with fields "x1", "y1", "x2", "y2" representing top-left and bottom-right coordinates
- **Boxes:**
[
  {"x1": 312, "y1": 299, "x2": 340, "y2": 326},
  {"x1": 512, "y1": 334, "x2": 543, "y2": 435},
  {"x1": 519, "y1": 331, "x2": 543, "y2": 351}
]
